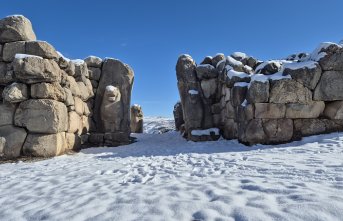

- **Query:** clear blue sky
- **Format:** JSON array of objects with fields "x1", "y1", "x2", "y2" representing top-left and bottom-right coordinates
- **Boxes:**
[{"x1": 2, "y1": 0, "x2": 343, "y2": 117}]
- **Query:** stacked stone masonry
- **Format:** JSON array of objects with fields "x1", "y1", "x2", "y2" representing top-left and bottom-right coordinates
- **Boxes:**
[
  {"x1": 175, "y1": 41, "x2": 343, "y2": 145},
  {"x1": 0, "y1": 15, "x2": 134, "y2": 158}
]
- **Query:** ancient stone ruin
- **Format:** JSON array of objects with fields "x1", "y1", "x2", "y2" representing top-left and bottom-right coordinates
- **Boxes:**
[
  {"x1": 0, "y1": 15, "x2": 134, "y2": 158},
  {"x1": 130, "y1": 104, "x2": 143, "y2": 133},
  {"x1": 175, "y1": 41, "x2": 343, "y2": 145}
]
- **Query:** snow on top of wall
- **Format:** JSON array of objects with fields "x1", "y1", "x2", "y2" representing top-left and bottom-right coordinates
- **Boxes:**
[
  {"x1": 255, "y1": 60, "x2": 282, "y2": 74},
  {"x1": 234, "y1": 82, "x2": 249, "y2": 87},
  {"x1": 198, "y1": 64, "x2": 214, "y2": 69},
  {"x1": 310, "y1": 42, "x2": 342, "y2": 61},
  {"x1": 57, "y1": 51, "x2": 70, "y2": 62},
  {"x1": 227, "y1": 56, "x2": 243, "y2": 67},
  {"x1": 191, "y1": 128, "x2": 220, "y2": 136},
  {"x1": 250, "y1": 72, "x2": 291, "y2": 84},
  {"x1": 232, "y1": 52, "x2": 248, "y2": 59},
  {"x1": 227, "y1": 69, "x2": 250, "y2": 79},
  {"x1": 283, "y1": 60, "x2": 317, "y2": 70},
  {"x1": 71, "y1": 59, "x2": 85, "y2": 65},
  {"x1": 15, "y1": 53, "x2": 43, "y2": 59},
  {"x1": 339, "y1": 39, "x2": 343, "y2": 46},
  {"x1": 6, "y1": 14, "x2": 24, "y2": 18},
  {"x1": 216, "y1": 59, "x2": 226, "y2": 68},
  {"x1": 188, "y1": 90, "x2": 199, "y2": 95}
]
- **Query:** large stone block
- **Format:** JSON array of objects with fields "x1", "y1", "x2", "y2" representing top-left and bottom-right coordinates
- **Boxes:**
[
  {"x1": 0, "y1": 102, "x2": 15, "y2": 126},
  {"x1": 65, "y1": 133, "x2": 81, "y2": 150},
  {"x1": 293, "y1": 119, "x2": 337, "y2": 137},
  {"x1": 231, "y1": 84, "x2": 247, "y2": 106},
  {"x1": 23, "y1": 132, "x2": 66, "y2": 157},
  {"x1": 84, "y1": 56, "x2": 102, "y2": 68},
  {"x1": 31, "y1": 82, "x2": 65, "y2": 101},
  {"x1": 196, "y1": 64, "x2": 218, "y2": 79},
  {"x1": 255, "y1": 103, "x2": 286, "y2": 119},
  {"x1": 0, "y1": 62, "x2": 14, "y2": 85},
  {"x1": 13, "y1": 56, "x2": 61, "y2": 84},
  {"x1": 74, "y1": 96, "x2": 84, "y2": 115},
  {"x1": 246, "y1": 81, "x2": 269, "y2": 103},
  {"x1": 222, "y1": 119, "x2": 237, "y2": 139},
  {"x1": 283, "y1": 61, "x2": 322, "y2": 90},
  {"x1": 285, "y1": 101, "x2": 325, "y2": 118},
  {"x1": 67, "y1": 111, "x2": 81, "y2": 133},
  {"x1": 14, "y1": 99, "x2": 68, "y2": 133},
  {"x1": 269, "y1": 79, "x2": 312, "y2": 104},
  {"x1": 314, "y1": 43, "x2": 343, "y2": 71},
  {"x1": 314, "y1": 71, "x2": 343, "y2": 101},
  {"x1": 0, "y1": 125, "x2": 27, "y2": 158},
  {"x1": 2, "y1": 41, "x2": 25, "y2": 62},
  {"x1": 262, "y1": 119, "x2": 293, "y2": 143},
  {"x1": 323, "y1": 101, "x2": 343, "y2": 119},
  {"x1": 236, "y1": 104, "x2": 254, "y2": 122},
  {"x1": 241, "y1": 119, "x2": 266, "y2": 145},
  {"x1": 88, "y1": 67, "x2": 101, "y2": 81},
  {"x1": 25, "y1": 40, "x2": 59, "y2": 59},
  {"x1": 2, "y1": 83, "x2": 28, "y2": 103},
  {"x1": 0, "y1": 15, "x2": 36, "y2": 43}
]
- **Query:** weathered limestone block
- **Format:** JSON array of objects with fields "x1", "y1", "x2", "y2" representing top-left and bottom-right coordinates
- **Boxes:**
[
  {"x1": 88, "y1": 67, "x2": 101, "y2": 81},
  {"x1": 100, "y1": 86, "x2": 123, "y2": 132},
  {"x1": 13, "y1": 56, "x2": 61, "y2": 84},
  {"x1": 262, "y1": 119, "x2": 293, "y2": 143},
  {"x1": 0, "y1": 125, "x2": 27, "y2": 158},
  {"x1": 31, "y1": 82, "x2": 65, "y2": 101},
  {"x1": 64, "y1": 88, "x2": 74, "y2": 106},
  {"x1": 95, "y1": 58, "x2": 134, "y2": 134},
  {"x1": 74, "y1": 60, "x2": 89, "y2": 78},
  {"x1": 211, "y1": 53, "x2": 225, "y2": 67},
  {"x1": 225, "y1": 71, "x2": 251, "y2": 88},
  {"x1": 81, "y1": 116, "x2": 90, "y2": 135},
  {"x1": 224, "y1": 101, "x2": 235, "y2": 119},
  {"x1": 74, "y1": 97, "x2": 84, "y2": 115},
  {"x1": 323, "y1": 101, "x2": 343, "y2": 119},
  {"x1": 65, "y1": 75, "x2": 81, "y2": 97},
  {"x1": 314, "y1": 71, "x2": 343, "y2": 101},
  {"x1": 65, "y1": 61, "x2": 75, "y2": 76},
  {"x1": 0, "y1": 15, "x2": 36, "y2": 43},
  {"x1": 130, "y1": 105, "x2": 143, "y2": 133},
  {"x1": 2, "y1": 83, "x2": 28, "y2": 103},
  {"x1": 247, "y1": 81, "x2": 269, "y2": 103},
  {"x1": 255, "y1": 103, "x2": 286, "y2": 119},
  {"x1": 293, "y1": 119, "x2": 343, "y2": 137},
  {"x1": 65, "y1": 133, "x2": 81, "y2": 150},
  {"x1": 196, "y1": 64, "x2": 218, "y2": 79},
  {"x1": 236, "y1": 104, "x2": 254, "y2": 122},
  {"x1": 240, "y1": 119, "x2": 266, "y2": 145},
  {"x1": 25, "y1": 41, "x2": 59, "y2": 59},
  {"x1": 231, "y1": 84, "x2": 247, "y2": 106},
  {"x1": 200, "y1": 56, "x2": 212, "y2": 65},
  {"x1": 68, "y1": 111, "x2": 81, "y2": 133},
  {"x1": 0, "y1": 102, "x2": 15, "y2": 126},
  {"x1": 201, "y1": 78, "x2": 217, "y2": 99},
  {"x1": 15, "y1": 99, "x2": 68, "y2": 133},
  {"x1": 314, "y1": 43, "x2": 343, "y2": 71},
  {"x1": 269, "y1": 79, "x2": 312, "y2": 104},
  {"x1": 222, "y1": 119, "x2": 237, "y2": 139},
  {"x1": 23, "y1": 132, "x2": 66, "y2": 157},
  {"x1": 286, "y1": 101, "x2": 325, "y2": 118},
  {"x1": 283, "y1": 61, "x2": 322, "y2": 90},
  {"x1": 2, "y1": 41, "x2": 25, "y2": 62},
  {"x1": 84, "y1": 56, "x2": 102, "y2": 68},
  {"x1": 173, "y1": 102, "x2": 184, "y2": 131},
  {"x1": 226, "y1": 56, "x2": 244, "y2": 72},
  {"x1": 0, "y1": 62, "x2": 14, "y2": 84},
  {"x1": 77, "y1": 81, "x2": 93, "y2": 101}
]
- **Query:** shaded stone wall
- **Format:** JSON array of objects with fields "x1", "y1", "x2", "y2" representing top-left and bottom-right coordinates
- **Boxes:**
[
  {"x1": 0, "y1": 15, "x2": 134, "y2": 158},
  {"x1": 175, "y1": 41, "x2": 343, "y2": 145}
]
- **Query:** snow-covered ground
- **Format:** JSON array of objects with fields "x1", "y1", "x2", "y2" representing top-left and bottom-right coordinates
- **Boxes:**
[
  {"x1": 1, "y1": 118, "x2": 343, "y2": 221},
  {"x1": 143, "y1": 116, "x2": 175, "y2": 134}
]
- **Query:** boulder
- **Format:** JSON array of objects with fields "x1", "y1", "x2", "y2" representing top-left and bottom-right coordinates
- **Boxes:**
[
  {"x1": 64, "y1": 88, "x2": 74, "y2": 106},
  {"x1": 0, "y1": 62, "x2": 14, "y2": 85},
  {"x1": 241, "y1": 119, "x2": 266, "y2": 145},
  {"x1": 313, "y1": 71, "x2": 343, "y2": 101},
  {"x1": 201, "y1": 78, "x2": 217, "y2": 99},
  {"x1": 283, "y1": 61, "x2": 322, "y2": 90},
  {"x1": 77, "y1": 81, "x2": 93, "y2": 101},
  {"x1": 200, "y1": 56, "x2": 212, "y2": 65},
  {"x1": 313, "y1": 43, "x2": 343, "y2": 71},
  {"x1": 67, "y1": 111, "x2": 81, "y2": 133},
  {"x1": 246, "y1": 57, "x2": 258, "y2": 69},
  {"x1": 65, "y1": 61, "x2": 75, "y2": 76},
  {"x1": 2, "y1": 41, "x2": 25, "y2": 62},
  {"x1": 269, "y1": 79, "x2": 312, "y2": 104},
  {"x1": 173, "y1": 102, "x2": 184, "y2": 131},
  {"x1": 225, "y1": 69, "x2": 251, "y2": 87},
  {"x1": 0, "y1": 15, "x2": 36, "y2": 43},
  {"x1": 195, "y1": 64, "x2": 218, "y2": 79},
  {"x1": 286, "y1": 101, "x2": 325, "y2": 118},
  {"x1": 0, "y1": 102, "x2": 15, "y2": 126},
  {"x1": 65, "y1": 75, "x2": 81, "y2": 97},
  {"x1": 25, "y1": 41, "x2": 59, "y2": 59},
  {"x1": 23, "y1": 132, "x2": 66, "y2": 157},
  {"x1": 31, "y1": 82, "x2": 65, "y2": 101},
  {"x1": 256, "y1": 61, "x2": 281, "y2": 75},
  {"x1": 236, "y1": 104, "x2": 255, "y2": 122},
  {"x1": 65, "y1": 133, "x2": 81, "y2": 150},
  {"x1": 14, "y1": 99, "x2": 68, "y2": 133},
  {"x1": 323, "y1": 101, "x2": 343, "y2": 119},
  {"x1": 130, "y1": 105, "x2": 143, "y2": 133},
  {"x1": 226, "y1": 56, "x2": 244, "y2": 72},
  {"x1": 88, "y1": 67, "x2": 101, "y2": 81},
  {"x1": 246, "y1": 81, "x2": 269, "y2": 103},
  {"x1": 74, "y1": 97, "x2": 84, "y2": 115},
  {"x1": 0, "y1": 125, "x2": 27, "y2": 158},
  {"x1": 211, "y1": 53, "x2": 225, "y2": 67},
  {"x1": 74, "y1": 60, "x2": 89, "y2": 78},
  {"x1": 84, "y1": 56, "x2": 102, "y2": 68},
  {"x1": 2, "y1": 83, "x2": 28, "y2": 103},
  {"x1": 13, "y1": 56, "x2": 61, "y2": 84},
  {"x1": 254, "y1": 103, "x2": 286, "y2": 119},
  {"x1": 262, "y1": 119, "x2": 293, "y2": 143},
  {"x1": 231, "y1": 84, "x2": 248, "y2": 106}
]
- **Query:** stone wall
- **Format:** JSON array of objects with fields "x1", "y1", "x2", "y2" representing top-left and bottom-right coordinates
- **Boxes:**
[
  {"x1": 0, "y1": 15, "x2": 134, "y2": 158},
  {"x1": 175, "y1": 41, "x2": 343, "y2": 145}
]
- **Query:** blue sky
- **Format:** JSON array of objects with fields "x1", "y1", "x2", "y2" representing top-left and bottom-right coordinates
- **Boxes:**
[{"x1": 2, "y1": 0, "x2": 343, "y2": 117}]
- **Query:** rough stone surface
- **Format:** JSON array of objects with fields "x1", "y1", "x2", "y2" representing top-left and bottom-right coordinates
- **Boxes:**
[
  {"x1": 262, "y1": 119, "x2": 293, "y2": 143},
  {"x1": 65, "y1": 133, "x2": 81, "y2": 150},
  {"x1": 173, "y1": 102, "x2": 184, "y2": 131},
  {"x1": 196, "y1": 64, "x2": 218, "y2": 79},
  {"x1": 130, "y1": 105, "x2": 143, "y2": 133},
  {"x1": 269, "y1": 79, "x2": 312, "y2": 104},
  {"x1": 255, "y1": 103, "x2": 286, "y2": 119},
  {"x1": 74, "y1": 97, "x2": 84, "y2": 116},
  {"x1": 84, "y1": 56, "x2": 102, "y2": 68},
  {"x1": 2, "y1": 41, "x2": 25, "y2": 62},
  {"x1": 286, "y1": 102, "x2": 325, "y2": 119},
  {"x1": 0, "y1": 102, "x2": 15, "y2": 126},
  {"x1": 316, "y1": 43, "x2": 343, "y2": 71},
  {"x1": 231, "y1": 85, "x2": 247, "y2": 106},
  {"x1": 201, "y1": 79, "x2": 217, "y2": 99},
  {"x1": 89, "y1": 133, "x2": 104, "y2": 145},
  {"x1": 31, "y1": 82, "x2": 65, "y2": 101},
  {"x1": 0, "y1": 62, "x2": 13, "y2": 85},
  {"x1": 293, "y1": 119, "x2": 343, "y2": 137},
  {"x1": 88, "y1": 67, "x2": 101, "y2": 81},
  {"x1": 23, "y1": 132, "x2": 66, "y2": 157},
  {"x1": 323, "y1": 101, "x2": 343, "y2": 119},
  {"x1": 25, "y1": 41, "x2": 59, "y2": 59},
  {"x1": 100, "y1": 86, "x2": 123, "y2": 133},
  {"x1": 2, "y1": 83, "x2": 28, "y2": 103},
  {"x1": 314, "y1": 71, "x2": 343, "y2": 101},
  {"x1": 247, "y1": 81, "x2": 269, "y2": 103},
  {"x1": 211, "y1": 54, "x2": 225, "y2": 67},
  {"x1": 0, "y1": 125, "x2": 27, "y2": 158},
  {"x1": 15, "y1": 99, "x2": 68, "y2": 133},
  {"x1": 0, "y1": 15, "x2": 36, "y2": 43},
  {"x1": 13, "y1": 56, "x2": 61, "y2": 84},
  {"x1": 68, "y1": 111, "x2": 81, "y2": 133}
]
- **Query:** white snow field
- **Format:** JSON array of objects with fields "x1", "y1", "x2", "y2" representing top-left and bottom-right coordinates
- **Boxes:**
[{"x1": 1, "y1": 118, "x2": 343, "y2": 221}]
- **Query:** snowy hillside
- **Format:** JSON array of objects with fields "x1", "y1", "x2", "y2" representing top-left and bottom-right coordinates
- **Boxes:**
[
  {"x1": 0, "y1": 117, "x2": 343, "y2": 221},
  {"x1": 143, "y1": 116, "x2": 175, "y2": 134}
]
